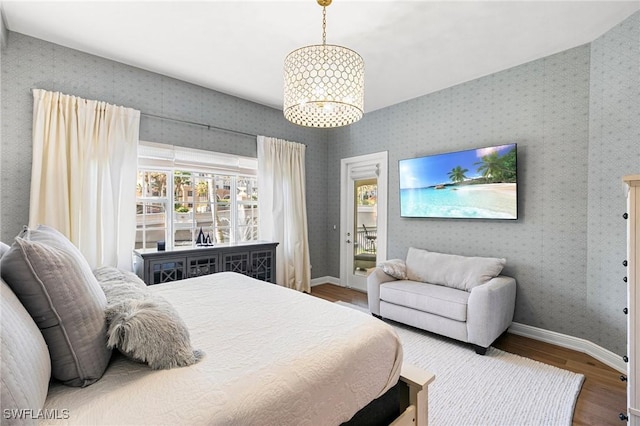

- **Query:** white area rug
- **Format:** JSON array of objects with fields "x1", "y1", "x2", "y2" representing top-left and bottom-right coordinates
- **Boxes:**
[{"x1": 335, "y1": 301, "x2": 585, "y2": 426}]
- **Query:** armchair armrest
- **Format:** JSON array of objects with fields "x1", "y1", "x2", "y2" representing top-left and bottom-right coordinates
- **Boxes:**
[
  {"x1": 367, "y1": 267, "x2": 398, "y2": 315},
  {"x1": 467, "y1": 275, "x2": 516, "y2": 348}
]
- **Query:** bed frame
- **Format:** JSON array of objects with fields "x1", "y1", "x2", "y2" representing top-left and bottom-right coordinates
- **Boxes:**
[{"x1": 344, "y1": 363, "x2": 435, "y2": 426}]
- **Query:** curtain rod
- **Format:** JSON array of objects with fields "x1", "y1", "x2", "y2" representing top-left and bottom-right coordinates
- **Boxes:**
[
  {"x1": 29, "y1": 89, "x2": 257, "y2": 139},
  {"x1": 141, "y1": 112, "x2": 257, "y2": 139}
]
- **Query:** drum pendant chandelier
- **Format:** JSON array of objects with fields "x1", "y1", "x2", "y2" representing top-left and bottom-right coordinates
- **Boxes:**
[{"x1": 283, "y1": 0, "x2": 364, "y2": 128}]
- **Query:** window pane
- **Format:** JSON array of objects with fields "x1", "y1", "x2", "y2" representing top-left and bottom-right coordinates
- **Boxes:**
[
  {"x1": 237, "y1": 225, "x2": 258, "y2": 242},
  {"x1": 138, "y1": 171, "x2": 168, "y2": 198},
  {"x1": 238, "y1": 176, "x2": 258, "y2": 202},
  {"x1": 214, "y1": 175, "x2": 231, "y2": 202},
  {"x1": 174, "y1": 171, "x2": 193, "y2": 209},
  {"x1": 215, "y1": 226, "x2": 232, "y2": 244},
  {"x1": 195, "y1": 208, "x2": 215, "y2": 241},
  {"x1": 194, "y1": 202, "x2": 212, "y2": 214},
  {"x1": 136, "y1": 226, "x2": 167, "y2": 250},
  {"x1": 215, "y1": 200, "x2": 231, "y2": 243},
  {"x1": 137, "y1": 202, "x2": 166, "y2": 227},
  {"x1": 135, "y1": 200, "x2": 167, "y2": 250},
  {"x1": 238, "y1": 175, "x2": 258, "y2": 242},
  {"x1": 237, "y1": 202, "x2": 257, "y2": 241},
  {"x1": 174, "y1": 229, "x2": 193, "y2": 247},
  {"x1": 135, "y1": 230, "x2": 144, "y2": 249}
]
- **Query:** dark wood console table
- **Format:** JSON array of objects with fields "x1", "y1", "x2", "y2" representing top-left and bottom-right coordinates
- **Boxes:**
[{"x1": 133, "y1": 241, "x2": 278, "y2": 285}]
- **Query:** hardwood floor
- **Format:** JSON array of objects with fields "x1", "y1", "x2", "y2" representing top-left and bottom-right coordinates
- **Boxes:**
[{"x1": 310, "y1": 283, "x2": 626, "y2": 426}]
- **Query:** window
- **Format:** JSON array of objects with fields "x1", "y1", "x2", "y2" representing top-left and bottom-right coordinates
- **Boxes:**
[{"x1": 136, "y1": 142, "x2": 258, "y2": 250}]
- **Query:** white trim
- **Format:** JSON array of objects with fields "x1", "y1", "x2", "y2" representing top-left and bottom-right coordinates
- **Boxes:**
[
  {"x1": 340, "y1": 151, "x2": 388, "y2": 291},
  {"x1": 138, "y1": 140, "x2": 257, "y2": 175},
  {"x1": 310, "y1": 276, "x2": 342, "y2": 287},
  {"x1": 508, "y1": 322, "x2": 626, "y2": 373}
]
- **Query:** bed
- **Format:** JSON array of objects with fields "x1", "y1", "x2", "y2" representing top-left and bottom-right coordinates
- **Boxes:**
[
  {"x1": 1, "y1": 226, "x2": 433, "y2": 426},
  {"x1": 42, "y1": 272, "x2": 404, "y2": 425}
]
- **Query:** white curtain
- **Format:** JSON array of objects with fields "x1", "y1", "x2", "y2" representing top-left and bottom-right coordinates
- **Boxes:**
[
  {"x1": 30, "y1": 89, "x2": 140, "y2": 270},
  {"x1": 257, "y1": 136, "x2": 311, "y2": 292}
]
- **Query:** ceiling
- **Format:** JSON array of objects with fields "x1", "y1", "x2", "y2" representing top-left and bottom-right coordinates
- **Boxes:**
[{"x1": 2, "y1": 1, "x2": 639, "y2": 113}]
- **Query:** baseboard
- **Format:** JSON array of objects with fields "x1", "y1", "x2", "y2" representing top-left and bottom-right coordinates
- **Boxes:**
[
  {"x1": 310, "y1": 276, "x2": 342, "y2": 287},
  {"x1": 310, "y1": 280, "x2": 626, "y2": 372},
  {"x1": 310, "y1": 276, "x2": 369, "y2": 293},
  {"x1": 508, "y1": 322, "x2": 626, "y2": 373}
]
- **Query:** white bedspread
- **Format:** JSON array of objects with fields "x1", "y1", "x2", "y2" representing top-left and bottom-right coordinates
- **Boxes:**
[{"x1": 43, "y1": 272, "x2": 402, "y2": 425}]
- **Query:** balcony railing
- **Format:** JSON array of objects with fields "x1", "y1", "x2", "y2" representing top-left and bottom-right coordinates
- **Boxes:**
[{"x1": 355, "y1": 225, "x2": 377, "y2": 254}]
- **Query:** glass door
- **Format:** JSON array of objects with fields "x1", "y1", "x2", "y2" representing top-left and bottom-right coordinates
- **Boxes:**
[
  {"x1": 340, "y1": 151, "x2": 387, "y2": 293},
  {"x1": 352, "y1": 179, "x2": 378, "y2": 277}
]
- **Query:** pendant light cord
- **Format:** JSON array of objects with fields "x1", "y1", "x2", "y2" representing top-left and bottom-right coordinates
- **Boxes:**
[{"x1": 322, "y1": 6, "x2": 327, "y2": 45}]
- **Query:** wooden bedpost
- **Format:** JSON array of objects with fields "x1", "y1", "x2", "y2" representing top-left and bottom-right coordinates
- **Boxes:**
[{"x1": 393, "y1": 364, "x2": 436, "y2": 426}]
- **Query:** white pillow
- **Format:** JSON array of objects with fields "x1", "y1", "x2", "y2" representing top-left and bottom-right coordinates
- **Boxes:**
[
  {"x1": 0, "y1": 241, "x2": 10, "y2": 259},
  {"x1": 405, "y1": 247, "x2": 505, "y2": 291},
  {"x1": 1, "y1": 279, "x2": 51, "y2": 424}
]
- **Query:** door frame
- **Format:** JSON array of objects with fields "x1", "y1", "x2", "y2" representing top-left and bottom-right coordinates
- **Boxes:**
[{"x1": 339, "y1": 151, "x2": 388, "y2": 290}]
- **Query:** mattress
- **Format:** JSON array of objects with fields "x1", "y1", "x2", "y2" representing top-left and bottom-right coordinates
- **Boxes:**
[{"x1": 43, "y1": 272, "x2": 403, "y2": 425}]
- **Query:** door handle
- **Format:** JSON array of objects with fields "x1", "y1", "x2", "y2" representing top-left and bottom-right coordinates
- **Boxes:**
[{"x1": 346, "y1": 240, "x2": 351, "y2": 243}]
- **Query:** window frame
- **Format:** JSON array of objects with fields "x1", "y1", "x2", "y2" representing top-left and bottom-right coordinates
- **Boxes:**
[{"x1": 136, "y1": 142, "x2": 258, "y2": 250}]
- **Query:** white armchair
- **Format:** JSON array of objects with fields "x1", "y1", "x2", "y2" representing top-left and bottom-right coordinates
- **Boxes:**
[{"x1": 367, "y1": 248, "x2": 516, "y2": 354}]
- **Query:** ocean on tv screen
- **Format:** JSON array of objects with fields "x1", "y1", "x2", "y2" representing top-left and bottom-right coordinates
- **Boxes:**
[{"x1": 400, "y1": 183, "x2": 517, "y2": 219}]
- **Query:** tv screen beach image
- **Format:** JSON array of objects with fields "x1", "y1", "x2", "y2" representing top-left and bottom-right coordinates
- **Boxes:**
[{"x1": 399, "y1": 144, "x2": 517, "y2": 219}]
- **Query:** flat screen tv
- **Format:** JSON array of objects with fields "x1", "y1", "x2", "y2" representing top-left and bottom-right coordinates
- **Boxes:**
[{"x1": 399, "y1": 143, "x2": 517, "y2": 219}]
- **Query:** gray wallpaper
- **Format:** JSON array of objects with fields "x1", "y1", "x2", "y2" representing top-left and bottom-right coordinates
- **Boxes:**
[
  {"x1": 326, "y1": 12, "x2": 639, "y2": 354},
  {"x1": 1, "y1": 11, "x2": 638, "y2": 355},
  {"x1": 588, "y1": 12, "x2": 640, "y2": 354},
  {"x1": 0, "y1": 32, "x2": 330, "y2": 277}
]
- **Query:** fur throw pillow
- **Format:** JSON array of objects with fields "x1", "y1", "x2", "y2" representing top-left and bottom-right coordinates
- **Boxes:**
[
  {"x1": 378, "y1": 259, "x2": 407, "y2": 280},
  {"x1": 95, "y1": 266, "x2": 205, "y2": 370},
  {"x1": 106, "y1": 296, "x2": 205, "y2": 370}
]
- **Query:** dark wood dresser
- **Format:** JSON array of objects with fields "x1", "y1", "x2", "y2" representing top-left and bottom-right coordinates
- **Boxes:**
[{"x1": 133, "y1": 241, "x2": 278, "y2": 285}]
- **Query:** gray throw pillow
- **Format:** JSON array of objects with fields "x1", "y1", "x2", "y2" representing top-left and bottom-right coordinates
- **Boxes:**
[
  {"x1": 105, "y1": 295, "x2": 205, "y2": 370},
  {"x1": 0, "y1": 241, "x2": 10, "y2": 259},
  {"x1": 377, "y1": 259, "x2": 407, "y2": 280},
  {"x1": 1, "y1": 279, "x2": 51, "y2": 425},
  {"x1": 94, "y1": 266, "x2": 149, "y2": 303},
  {"x1": 94, "y1": 265, "x2": 147, "y2": 288},
  {"x1": 0, "y1": 226, "x2": 111, "y2": 387}
]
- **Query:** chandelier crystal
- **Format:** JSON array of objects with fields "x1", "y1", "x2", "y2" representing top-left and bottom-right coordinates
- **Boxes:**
[{"x1": 283, "y1": 0, "x2": 364, "y2": 128}]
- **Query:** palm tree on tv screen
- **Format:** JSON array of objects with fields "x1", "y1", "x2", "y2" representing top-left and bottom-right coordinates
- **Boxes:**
[
  {"x1": 448, "y1": 166, "x2": 469, "y2": 183},
  {"x1": 474, "y1": 148, "x2": 517, "y2": 183}
]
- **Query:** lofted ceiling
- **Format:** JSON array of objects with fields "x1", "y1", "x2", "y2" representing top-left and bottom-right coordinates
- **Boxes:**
[{"x1": 2, "y1": 1, "x2": 639, "y2": 113}]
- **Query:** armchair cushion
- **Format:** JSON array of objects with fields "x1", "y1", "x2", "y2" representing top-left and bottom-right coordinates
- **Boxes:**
[
  {"x1": 380, "y1": 281, "x2": 469, "y2": 321},
  {"x1": 405, "y1": 247, "x2": 505, "y2": 291}
]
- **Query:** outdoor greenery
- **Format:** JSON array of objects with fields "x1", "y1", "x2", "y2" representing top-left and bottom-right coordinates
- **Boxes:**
[
  {"x1": 448, "y1": 147, "x2": 516, "y2": 185},
  {"x1": 447, "y1": 166, "x2": 469, "y2": 183},
  {"x1": 136, "y1": 169, "x2": 259, "y2": 249}
]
